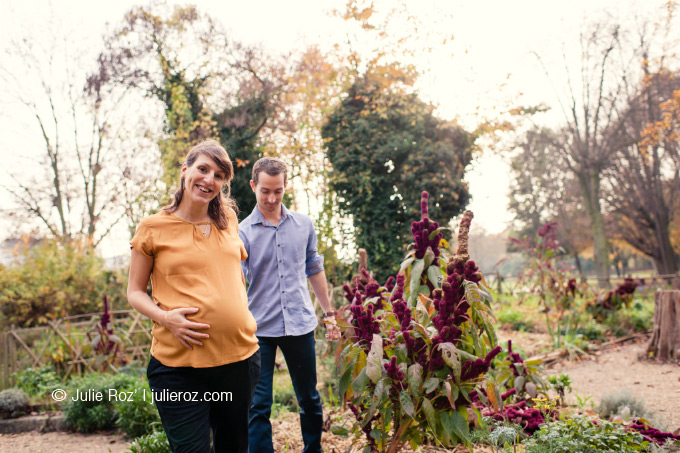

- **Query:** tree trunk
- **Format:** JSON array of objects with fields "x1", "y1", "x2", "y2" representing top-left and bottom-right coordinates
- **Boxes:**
[
  {"x1": 655, "y1": 219, "x2": 679, "y2": 276},
  {"x1": 647, "y1": 290, "x2": 680, "y2": 361},
  {"x1": 573, "y1": 252, "x2": 586, "y2": 284},
  {"x1": 578, "y1": 170, "x2": 610, "y2": 288}
]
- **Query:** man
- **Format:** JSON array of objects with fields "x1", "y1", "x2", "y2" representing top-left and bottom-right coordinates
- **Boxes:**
[{"x1": 239, "y1": 157, "x2": 341, "y2": 453}]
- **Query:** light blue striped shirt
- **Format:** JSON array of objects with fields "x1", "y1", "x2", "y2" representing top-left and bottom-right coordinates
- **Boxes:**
[{"x1": 239, "y1": 205, "x2": 324, "y2": 337}]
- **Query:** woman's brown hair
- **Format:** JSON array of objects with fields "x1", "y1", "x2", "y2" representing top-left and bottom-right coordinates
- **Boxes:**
[{"x1": 162, "y1": 139, "x2": 238, "y2": 229}]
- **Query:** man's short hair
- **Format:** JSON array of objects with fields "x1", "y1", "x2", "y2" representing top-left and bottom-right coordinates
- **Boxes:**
[{"x1": 252, "y1": 157, "x2": 288, "y2": 186}]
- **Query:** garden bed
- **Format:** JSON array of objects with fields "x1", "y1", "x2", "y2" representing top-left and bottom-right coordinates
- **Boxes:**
[{"x1": 1, "y1": 339, "x2": 677, "y2": 451}]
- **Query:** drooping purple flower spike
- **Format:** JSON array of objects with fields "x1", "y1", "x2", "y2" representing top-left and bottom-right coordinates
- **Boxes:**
[{"x1": 411, "y1": 191, "x2": 443, "y2": 260}]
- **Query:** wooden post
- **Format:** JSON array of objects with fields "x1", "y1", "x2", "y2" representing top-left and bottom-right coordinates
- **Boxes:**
[
  {"x1": 9, "y1": 325, "x2": 16, "y2": 386},
  {"x1": 647, "y1": 290, "x2": 680, "y2": 361},
  {"x1": 0, "y1": 330, "x2": 6, "y2": 389}
]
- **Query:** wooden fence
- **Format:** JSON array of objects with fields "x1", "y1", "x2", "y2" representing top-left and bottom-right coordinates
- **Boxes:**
[
  {"x1": 0, "y1": 310, "x2": 152, "y2": 390},
  {"x1": 487, "y1": 272, "x2": 680, "y2": 297}
]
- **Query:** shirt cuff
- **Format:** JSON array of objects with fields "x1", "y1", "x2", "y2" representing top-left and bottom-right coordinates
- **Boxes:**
[{"x1": 305, "y1": 256, "x2": 325, "y2": 278}]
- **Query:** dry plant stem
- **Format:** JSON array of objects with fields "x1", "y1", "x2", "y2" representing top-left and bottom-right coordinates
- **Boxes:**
[
  {"x1": 359, "y1": 248, "x2": 368, "y2": 270},
  {"x1": 456, "y1": 210, "x2": 474, "y2": 258},
  {"x1": 386, "y1": 419, "x2": 413, "y2": 453}
]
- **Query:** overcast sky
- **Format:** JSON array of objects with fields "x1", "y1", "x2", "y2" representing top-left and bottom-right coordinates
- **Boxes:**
[{"x1": 0, "y1": 0, "x2": 656, "y2": 256}]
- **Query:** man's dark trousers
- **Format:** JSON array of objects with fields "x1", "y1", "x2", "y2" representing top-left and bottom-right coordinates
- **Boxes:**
[{"x1": 248, "y1": 331, "x2": 322, "y2": 453}]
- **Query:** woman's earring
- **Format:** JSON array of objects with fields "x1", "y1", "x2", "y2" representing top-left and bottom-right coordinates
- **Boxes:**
[{"x1": 181, "y1": 177, "x2": 185, "y2": 190}]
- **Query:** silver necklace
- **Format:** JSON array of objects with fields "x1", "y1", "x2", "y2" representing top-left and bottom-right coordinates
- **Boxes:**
[
  {"x1": 197, "y1": 224, "x2": 211, "y2": 237},
  {"x1": 175, "y1": 210, "x2": 211, "y2": 237}
]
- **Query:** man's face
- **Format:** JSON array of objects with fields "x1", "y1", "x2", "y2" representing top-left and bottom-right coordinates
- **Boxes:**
[{"x1": 250, "y1": 172, "x2": 286, "y2": 215}]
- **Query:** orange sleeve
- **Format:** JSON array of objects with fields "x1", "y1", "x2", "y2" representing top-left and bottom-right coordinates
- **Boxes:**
[{"x1": 130, "y1": 218, "x2": 154, "y2": 257}]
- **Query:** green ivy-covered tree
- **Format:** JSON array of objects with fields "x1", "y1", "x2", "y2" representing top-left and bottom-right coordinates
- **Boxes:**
[{"x1": 322, "y1": 74, "x2": 473, "y2": 280}]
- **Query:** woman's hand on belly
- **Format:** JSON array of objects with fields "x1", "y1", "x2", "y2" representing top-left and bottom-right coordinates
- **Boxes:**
[{"x1": 162, "y1": 307, "x2": 211, "y2": 350}]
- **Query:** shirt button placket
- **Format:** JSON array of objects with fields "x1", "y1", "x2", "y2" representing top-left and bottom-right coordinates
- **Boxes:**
[{"x1": 276, "y1": 230, "x2": 287, "y2": 332}]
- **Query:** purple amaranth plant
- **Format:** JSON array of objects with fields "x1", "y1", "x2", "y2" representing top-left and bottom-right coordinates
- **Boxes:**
[
  {"x1": 427, "y1": 213, "x2": 484, "y2": 371},
  {"x1": 411, "y1": 192, "x2": 443, "y2": 260},
  {"x1": 459, "y1": 346, "x2": 502, "y2": 381},
  {"x1": 343, "y1": 266, "x2": 388, "y2": 310},
  {"x1": 628, "y1": 421, "x2": 680, "y2": 444},
  {"x1": 349, "y1": 291, "x2": 381, "y2": 350},
  {"x1": 349, "y1": 403, "x2": 379, "y2": 451},
  {"x1": 336, "y1": 196, "x2": 499, "y2": 452},
  {"x1": 384, "y1": 356, "x2": 407, "y2": 401},
  {"x1": 588, "y1": 276, "x2": 641, "y2": 321},
  {"x1": 392, "y1": 273, "x2": 429, "y2": 369},
  {"x1": 343, "y1": 268, "x2": 370, "y2": 302},
  {"x1": 566, "y1": 278, "x2": 577, "y2": 297},
  {"x1": 536, "y1": 222, "x2": 561, "y2": 252},
  {"x1": 87, "y1": 295, "x2": 124, "y2": 370},
  {"x1": 506, "y1": 340, "x2": 528, "y2": 377},
  {"x1": 391, "y1": 274, "x2": 411, "y2": 332}
]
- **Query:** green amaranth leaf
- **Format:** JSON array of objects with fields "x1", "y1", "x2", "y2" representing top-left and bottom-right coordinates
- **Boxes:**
[
  {"x1": 400, "y1": 390, "x2": 415, "y2": 418},
  {"x1": 438, "y1": 342, "x2": 461, "y2": 382},
  {"x1": 351, "y1": 368, "x2": 370, "y2": 395},
  {"x1": 423, "y1": 247, "x2": 435, "y2": 268},
  {"x1": 441, "y1": 410, "x2": 470, "y2": 445},
  {"x1": 427, "y1": 265, "x2": 442, "y2": 287},
  {"x1": 423, "y1": 377, "x2": 439, "y2": 394},
  {"x1": 366, "y1": 334, "x2": 384, "y2": 384},
  {"x1": 408, "y1": 259, "x2": 425, "y2": 306},
  {"x1": 407, "y1": 363, "x2": 423, "y2": 396},
  {"x1": 422, "y1": 398, "x2": 439, "y2": 437}
]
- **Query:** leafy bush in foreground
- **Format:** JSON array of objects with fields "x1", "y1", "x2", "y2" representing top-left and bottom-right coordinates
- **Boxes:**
[
  {"x1": 114, "y1": 380, "x2": 160, "y2": 438},
  {"x1": 524, "y1": 415, "x2": 649, "y2": 452},
  {"x1": 129, "y1": 429, "x2": 171, "y2": 453}
]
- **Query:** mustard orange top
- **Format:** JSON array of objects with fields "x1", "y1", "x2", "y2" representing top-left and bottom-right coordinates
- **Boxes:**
[{"x1": 130, "y1": 209, "x2": 258, "y2": 368}]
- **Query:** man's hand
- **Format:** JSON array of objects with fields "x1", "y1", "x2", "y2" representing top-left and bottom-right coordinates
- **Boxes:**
[
  {"x1": 322, "y1": 315, "x2": 341, "y2": 341},
  {"x1": 162, "y1": 307, "x2": 211, "y2": 350}
]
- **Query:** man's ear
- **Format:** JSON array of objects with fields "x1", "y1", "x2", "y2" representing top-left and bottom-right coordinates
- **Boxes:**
[{"x1": 250, "y1": 180, "x2": 256, "y2": 192}]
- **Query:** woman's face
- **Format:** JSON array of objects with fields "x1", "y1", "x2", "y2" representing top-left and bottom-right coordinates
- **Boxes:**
[{"x1": 181, "y1": 154, "x2": 227, "y2": 207}]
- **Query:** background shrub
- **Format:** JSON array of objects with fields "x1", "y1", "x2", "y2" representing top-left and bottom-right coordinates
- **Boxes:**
[
  {"x1": 64, "y1": 373, "x2": 139, "y2": 432},
  {"x1": 603, "y1": 303, "x2": 653, "y2": 337},
  {"x1": 597, "y1": 389, "x2": 651, "y2": 420},
  {"x1": 12, "y1": 365, "x2": 61, "y2": 398},
  {"x1": 0, "y1": 238, "x2": 128, "y2": 327},
  {"x1": 496, "y1": 307, "x2": 534, "y2": 331},
  {"x1": 0, "y1": 388, "x2": 30, "y2": 419}
]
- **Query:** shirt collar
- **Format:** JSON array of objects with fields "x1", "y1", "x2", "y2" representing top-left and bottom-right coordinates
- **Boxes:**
[{"x1": 248, "y1": 204, "x2": 292, "y2": 227}]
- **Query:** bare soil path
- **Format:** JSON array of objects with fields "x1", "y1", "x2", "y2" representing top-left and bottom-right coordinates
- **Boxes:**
[
  {"x1": 550, "y1": 338, "x2": 680, "y2": 430},
  {"x1": 0, "y1": 431, "x2": 130, "y2": 452}
]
